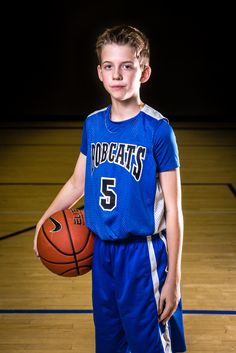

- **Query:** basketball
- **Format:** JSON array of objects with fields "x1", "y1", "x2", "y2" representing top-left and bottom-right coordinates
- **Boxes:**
[{"x1": 37, "y1": 208, "x2": 95, "y2": 277}]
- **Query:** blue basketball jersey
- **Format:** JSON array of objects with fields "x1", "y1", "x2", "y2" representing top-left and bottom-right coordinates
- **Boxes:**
[{"x1": 80, "y1": 104, "x2": 180, "y2": 241}]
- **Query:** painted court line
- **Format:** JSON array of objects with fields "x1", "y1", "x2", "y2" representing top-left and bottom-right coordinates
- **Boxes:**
[{"x1": 0, "y1": 309, "x2": 235, "y2": 315}]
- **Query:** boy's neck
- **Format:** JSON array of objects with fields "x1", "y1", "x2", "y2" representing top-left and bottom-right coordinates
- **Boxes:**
[{"x1": 110, "y1": 100, "x2": 145, "y2": 122}]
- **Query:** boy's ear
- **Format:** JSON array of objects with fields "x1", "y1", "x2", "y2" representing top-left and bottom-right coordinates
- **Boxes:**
[
  {"x1": 97, "y1": 65, "x2": 103, "y2": 82},
  {"x1": 140, "y1": 65, "x2": 151, "y2": 83}
]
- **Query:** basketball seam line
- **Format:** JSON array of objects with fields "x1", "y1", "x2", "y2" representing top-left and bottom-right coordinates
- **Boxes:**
[
  {"x1": 62, "y1": 209, "x2": 81, "y2": 276},
  {"x1": 39, "y1": 253, "x2": 93, "y2": 265}
]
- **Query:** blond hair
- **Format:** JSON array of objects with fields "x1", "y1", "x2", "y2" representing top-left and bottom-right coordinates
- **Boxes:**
[{"x1": 96, "y1": 25, "x2": 150, "y2": 67}]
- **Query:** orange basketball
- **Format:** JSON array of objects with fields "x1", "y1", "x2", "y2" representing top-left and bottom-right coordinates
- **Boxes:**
[{"x1": 37, "y1": 208, "x2": 94, "y2": 277}]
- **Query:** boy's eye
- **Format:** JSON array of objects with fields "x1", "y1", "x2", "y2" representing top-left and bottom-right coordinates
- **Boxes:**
[
  {"x1": 102, "y1": 63, "x2": 134, "y2": 71},
  {"x1": 103, "y1": 64, "x2": 112, "y2": 70},
  {"x1": 122, "y1": 64, "x2": 133, "y2": 70}
]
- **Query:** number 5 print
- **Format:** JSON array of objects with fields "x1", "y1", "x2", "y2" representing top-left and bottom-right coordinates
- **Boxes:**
[{"x1": 99, "y1": 177, "x2": 117, "y2": 211}]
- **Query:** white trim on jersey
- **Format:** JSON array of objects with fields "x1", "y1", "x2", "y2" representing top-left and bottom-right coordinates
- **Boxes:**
[
  {"x1": 154, "y1": 181, "x2": 166, "y2": 234},
  {"x1": 88, "y1": 104, "x2": 168, "y2": 121},
  {"x1": 141, "y1": 104, "x2": 169, "y2": 123},
  {"x1": 142, "y1": 103, "x2": 169, "y2": 237},
  {"x1": 146, "y1": 235, "x2": 172, "y2": 353},
  {"x1": 87, "y1": 106, "x2": 107, "y2": 117}
]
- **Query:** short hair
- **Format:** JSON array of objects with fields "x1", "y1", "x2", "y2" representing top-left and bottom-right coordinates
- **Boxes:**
[{"x1": 96, "y1": 25, "x2": 150, "y2": 67}]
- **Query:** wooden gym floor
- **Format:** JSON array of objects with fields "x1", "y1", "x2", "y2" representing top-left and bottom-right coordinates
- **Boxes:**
[{"x1": 0, "y1": 117, "x2": 235, "y2": 352}]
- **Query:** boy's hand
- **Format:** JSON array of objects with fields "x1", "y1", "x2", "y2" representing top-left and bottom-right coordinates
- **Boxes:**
[{"x1": 158, "y1": 278, "x2": 181, "y2": 325}]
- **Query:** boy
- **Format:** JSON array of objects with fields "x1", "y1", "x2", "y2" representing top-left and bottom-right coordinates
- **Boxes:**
[{"x1": 34, "y1": 25, "x2": 186, "y2": 353}]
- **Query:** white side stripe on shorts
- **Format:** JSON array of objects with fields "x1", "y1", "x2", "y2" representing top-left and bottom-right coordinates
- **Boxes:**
[{"x1": 146, "y1": 235, "x2": 172, "y2": 353}]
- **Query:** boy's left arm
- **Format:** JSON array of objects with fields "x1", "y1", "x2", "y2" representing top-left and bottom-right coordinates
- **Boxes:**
[{"x1": 158, "y1": 167, "x2": 184, "y2": 325}]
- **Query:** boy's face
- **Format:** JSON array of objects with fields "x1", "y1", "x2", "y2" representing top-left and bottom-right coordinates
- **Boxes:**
[{"x1": 97, "y1": 44, "x2": 150, "y2": 102}]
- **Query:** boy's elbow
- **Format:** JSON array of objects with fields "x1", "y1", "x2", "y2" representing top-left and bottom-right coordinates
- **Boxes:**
[
  {"x1": 166, "y1": 206, "x2": 184, "y2": 224},
  {"x1": 70, "y1": 173, "x2": 84, "y2": 195}
]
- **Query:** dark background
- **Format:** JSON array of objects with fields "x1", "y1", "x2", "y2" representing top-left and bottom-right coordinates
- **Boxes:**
[{"x1": 5, "y1": 1, "x2": 234, "y2": 121}]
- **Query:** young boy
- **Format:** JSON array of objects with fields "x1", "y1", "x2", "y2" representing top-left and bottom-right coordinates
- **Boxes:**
[{"x1": 34, "y1": 25, "x2": 186, "y2": 353}]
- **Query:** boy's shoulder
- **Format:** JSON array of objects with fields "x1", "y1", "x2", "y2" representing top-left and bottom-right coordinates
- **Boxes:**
[
  {"x1": 142, "y1": 105, "x2": 176, "y2": 140},
  {"x1": 86, "y1": 106, "x2": 108, "y2": 120},
  {"x1": 141, "y1": 104, "x2": 169, "y2": 124}
]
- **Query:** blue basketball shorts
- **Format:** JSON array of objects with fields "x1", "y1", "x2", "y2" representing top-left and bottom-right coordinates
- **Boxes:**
[{"x1": 92, "y1": 230, "x2": 186, "y2": 353}]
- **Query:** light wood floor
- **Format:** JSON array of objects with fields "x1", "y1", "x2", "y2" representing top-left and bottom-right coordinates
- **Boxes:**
[{"x1": 0, "y1": 118, "x2": 236, "y2": 352}]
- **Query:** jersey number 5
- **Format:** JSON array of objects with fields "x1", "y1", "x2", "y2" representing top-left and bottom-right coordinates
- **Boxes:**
[{"x1": 99, "y1": 177, "x2": 117, "y2": 211}]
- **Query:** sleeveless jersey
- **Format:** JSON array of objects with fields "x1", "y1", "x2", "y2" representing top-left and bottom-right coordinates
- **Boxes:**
[{"x1": 80, "y1": 104, "x2": 180, "y2": 241}]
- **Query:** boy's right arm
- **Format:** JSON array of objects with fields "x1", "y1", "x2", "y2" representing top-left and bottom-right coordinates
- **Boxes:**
[{"x1": 33, "y1": 152, "x2": 86, "y2": 257}]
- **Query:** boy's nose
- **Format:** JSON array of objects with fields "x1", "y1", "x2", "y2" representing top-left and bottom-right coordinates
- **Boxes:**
[{"x1": 112, "y1": 69, "x2": 122, "y2": 80}]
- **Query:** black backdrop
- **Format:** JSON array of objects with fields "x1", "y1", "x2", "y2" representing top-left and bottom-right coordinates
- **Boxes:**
[{"x1": 5, "y1": 1, "x2": 234, "y2": 120}]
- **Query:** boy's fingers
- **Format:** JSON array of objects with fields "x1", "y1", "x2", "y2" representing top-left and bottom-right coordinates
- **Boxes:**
[
  {"x1": 159, "y1": 306, "x2": 169, "y2": 323},
  {"x1": 34, "y1": 251, "x2": 40, "y2": 258},
  {"x1": 158, "y1": 297, "x2": 165, "y2": 316},
  {"x1": 159, "y1": 302, "x2": 178, "y2": 324},
  {"x1": 159, "y1": 304, "x2": 174, "y2": 324},
  {"x1": 33, "y1": 244, "x2": 40, "y2": 258}
]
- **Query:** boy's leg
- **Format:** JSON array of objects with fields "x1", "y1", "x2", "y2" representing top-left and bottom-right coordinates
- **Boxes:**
[
  {"x1": 92, "y1": 236, "x2": 129, "y2": 353},
  {"x1": 113, "y1": 231, "x2": 186, "y2": 353}
]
